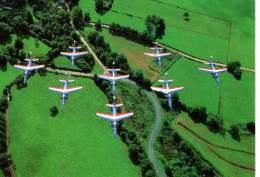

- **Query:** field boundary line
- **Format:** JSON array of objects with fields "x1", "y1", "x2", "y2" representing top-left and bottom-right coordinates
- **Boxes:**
[
  {"x1": 177, "y1": 121, "x2": 255, "y2": 155},
  {"x1": 150, "y1": 0, "x2": 231, "y2": 22},
  {"x1": 154, "y1": 42, "x2": 255, "y2": 72},
  {"x1": 208, "y1": 146, "x2": 255, "y2": 171}
]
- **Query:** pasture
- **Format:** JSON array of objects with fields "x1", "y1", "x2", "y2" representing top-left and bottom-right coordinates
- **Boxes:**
[
  {"x1": 11, "y1": 34, "x2": 51, "y2": 58},
  {"x1": 8, "y1": 72, "x2": 141, "y2": 177},
  {"x1": 83, "y1": 27, "x2": 179, "y2": 81},
  {"x1": 0, "y1": 63, "x2": 21, "y2": 93},
  {"x1": 154, "y1": 57, "x2": 254, "y2": 128},
  {"x1": 53, "y1": 56, "x2": 81, "y2": 70},
  {"x1": 172, "y1": 112, "x2": 255, "y2": 177},
  {"x1": 78, "y1": 0, "x2": 254, "y2": 69}
]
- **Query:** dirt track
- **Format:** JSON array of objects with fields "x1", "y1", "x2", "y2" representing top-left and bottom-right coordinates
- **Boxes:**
[
  {"x1": 177, "y1": 121, "x2": 255, "y2": 155},
  {"x1": 208, "y1": 146, "x2": 255, "y2": 171}
]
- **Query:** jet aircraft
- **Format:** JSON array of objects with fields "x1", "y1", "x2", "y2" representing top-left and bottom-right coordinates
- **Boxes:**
[
  {"x1": 14, "y1": 52, "x2": 45, "y2": 84},
  {"x1": 49, "y1": 73, "x2": 83, "y2": 108},
  {"x1": 96, "y1": 97, "x2": 134, "y2": 138},
  {"x1": 60, "y1": 41, "x2": 88, "y2": 67},
  {"x1": 98, "y1": 62, "x2": 129, "y2": 94},
  {"x1": 198, "y1": 56, "x2": 228, "y2": 85},
  {"x1": 144, "y1": 42, "x2": 171, "y2": 67},
  {"x1": 151, "y1": 72, "x2": 184, "y2": 108}
]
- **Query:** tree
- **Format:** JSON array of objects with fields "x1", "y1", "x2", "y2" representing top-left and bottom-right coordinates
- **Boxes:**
[
  {"x1": 95, "y1": 19, "x2": 102, "y2": 30},
  {"x1": 129, "y1": 143, "x2": 140, "y2": 162},
  {"x1": 247, "y1": 122, "x2": 255, "y2": 134},
  {"x1": 5, "y1": 45, "x2": 15, "y2": 57},
  {"x1": 50, "y1": 106, "x2": 58, "y2": 117},
  {"x1": 227, "y1": 61, "x2": 242, "y2": 80},
  {"x1": 0, "y1": 52, "x2": 6, "y2": 66},
  {"x1": 95, "y1": 0, "x2": 104, "y2": 12},
  {"x1": 83, "y1": 11, "x2": 91, "y2": 24},
  {"x1": 0, "y1": 22, "x2": 11, "y2": 40},
  {"x1": 0, "y1": 97, "x2": 8, "y2": 113},
  {"x1": 206, "y1": 113, "x2": 223, "y2": 133},
  {"x1": 145, "y1": 15, "x2": 165, "y2": 38},
  {"x1": 188, "y1": 106, "x2": 207, "y2": 123},
  {"x1": 14, "y1": 38, "x2": 24, "y2": 53},
  {"x1": 18, "y1": 50, "x2": 26, "y2": 60},
  {"x1": 135, "y1": 69, "x2": 144, "y2": 83},
  {"x1": 72, "y1": 7, "x2": 83, "y2": 28},
  {"x1": 27, "y1": 11, "x2": 34, "y2": 24},
  {"x1": 229, "y1": 124, "x2": 240, "y2": 141}
]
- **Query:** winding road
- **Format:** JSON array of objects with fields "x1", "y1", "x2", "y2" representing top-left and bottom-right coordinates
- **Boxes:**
[{"x1": 45, "y1": 67, "x2": 165, "y2": 176}]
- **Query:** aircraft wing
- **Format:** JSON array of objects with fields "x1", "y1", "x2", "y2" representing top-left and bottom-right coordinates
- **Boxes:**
[
  {"x1": 144, "y1": 52, "x2": 171, "y2": 57},
  {"x1": 49, "y1": 86, "x2": 82, "y2": 94},
  {"x1": 114, "y1": 75, "x2": 130, "y2": 81},
  {"x1": 168, "y1": 86, "x2": 184, "y2": 94},
  {"x1": 27, "y1": 65, "x2": 45, "y2": 71},
  {"x1": 96, "y1": 112, "x2": 134, "y2": 122},
  {"x1": 98, "y1": 75, "x2": 114, "y2": 81},
  {"x1": 60, "y1": 52, "x2": 88, "y2": 57},
  {"x1": 199, "y1": 68, "x2": 227, "y2": 74},
  {"x1": 14, "y1": 65, "x2": 28, "y2": 71},
  {"x1": 150, "y1": 86, "x2": 169, "y2": 94}
]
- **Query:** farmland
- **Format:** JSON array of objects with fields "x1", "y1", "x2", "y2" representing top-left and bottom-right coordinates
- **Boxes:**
[
  {"x1": 8, "y1": 72, "x2": 141, "y2": 177},
  {"x1": 154, "y1": 57, "x2": 254, "y2": 128},
  {"x1": 172, "y1": 112, "x2": 255, "y2": 177},
  {"x1": 78, "y1": 0, "x2": 254, "y2": 69},
  {"x1": 83, "y1": 27, "x2": 179, "y2": 81}
]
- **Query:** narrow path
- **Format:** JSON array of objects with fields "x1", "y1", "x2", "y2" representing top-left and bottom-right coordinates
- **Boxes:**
[
  {"x1": 65, "y1": 3, "x2": 108, "y2": 75},
  {"x1": 45, "y1": 67, "x2": 94, "y2": 77},
  {"x1": 5, "y1": 90, "x2": 17, "y2": 177},
  {"x1": 177, "y1": 121, "x2": 255, "y2": 155},
  {"x1": 208, "y1": 146, "x2": 255, "y2": 171}
]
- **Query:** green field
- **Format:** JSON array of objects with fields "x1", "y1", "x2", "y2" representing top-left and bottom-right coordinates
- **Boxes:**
[
  {"x1": 172, "y1": 112, "x2": 255, "y2": 177},
  {"x1": 8, "y1": 72, "x2": 141, "y2": 177},
  {"x1": 53, "y1": 56, "x2": 81, "y2": 70},
  {"x1": 154, "y1": 57, "x2": 254, "y2": 128},
  {"x1": 0, "y1": 63, "x2": 21, "y2": 93},
  {"x1": 79, "y1": 0, "x2": 254, "y2": 69},
  {"x1": 11, "y1": 34, "x2": 51, "y2": 58}
]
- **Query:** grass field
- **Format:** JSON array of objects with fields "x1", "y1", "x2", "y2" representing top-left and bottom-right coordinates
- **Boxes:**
[
  {"x1": 83, "y1": 27, "x2": 179, "y2": 81},
  {"x1": 11, "y1": 34, "x2": 51, "y2": 58},
  {"x1": 153, "y1": 57, "x2": 254, "y2": 128},
  {"x1": 0, "y1": 63, "x2": 21, "y2": 93},
  {"x1": 78, "y1": 0, "x2": 254, "y2": 69},
  {"x1": 8, "y1": 72, "x2": 141, "y2": 177},
  {"x1": 172, "y1": 112, "x2": 255, "y2": 177},
  {"x1": 53, "y1": 56, "x2": 81, "y2": 70}
]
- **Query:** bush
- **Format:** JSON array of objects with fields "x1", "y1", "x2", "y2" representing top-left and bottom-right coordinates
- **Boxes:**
[
  {"x1": 227, "y1": 61, "x2": 242, "y2": 80},
  {"x1": 206, "y1": 113, "x2": 223, "y2": 133},
  {"x1": 187, "y1": 106, "x2": 207, "y2": 123},
  {"x1": 50, "y1": 106, "x2": 58, "y2": 117},
  {"x1": 246, "y1": 122, "x2": 255, "y2": 134},
  {"x1": 229, "y1": 124, "x2": 240, "y2": 141}
]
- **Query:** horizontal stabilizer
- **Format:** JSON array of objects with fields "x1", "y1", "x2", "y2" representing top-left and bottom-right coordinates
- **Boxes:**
[
  {"x1": 106, "y1": 103, "x2": 123, "y2": 108},
  {"x1": 59, "y1": 79, "x2": 75, "y2": 83},
  {"x1": 69, "y1": 46, "x2": 82, "y2": 49},
  {"x1": 25, "y1": 58, "x2": 39, "y2": 62},
  {"x1": 158, "y1": 79, "x2": 173, "y2": 83},
  {"x1": 107, "y1": 68, "x2": 121, "y2": 72},
  {"x1": 150, "y1": 47, "x2": 162, "y2": 50}
]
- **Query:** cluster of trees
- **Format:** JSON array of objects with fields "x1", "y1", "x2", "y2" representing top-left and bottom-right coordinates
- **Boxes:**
[
  {"x1": 183, "y1": 12, "x2": 190, "y2": 21},
  {"x1": 0, "y1": 22, "x2": 11, "y2": 40},
  {"x1": 72, "y1": 7, "x2": 91, "y2": 28},
  {"x1": 95, "y1": 0, "x2": 114, "y2": 12},
  {"x1": 87, "y1": 31, "x2": 152, "y2": 87},
  {"x1": 145, "y1": 15, "x2": 166, "y2": 39},
  {"x1": 227, "y1": 61, "x2": 242, "y2": 80},
  {"x1": 93, "y1": 77, "x2": 156, "y2": 176},
  {"x1": 157, "y1": 120, "x2": 216, "y2": 176},
  {"x1": 109, "y1": 23, "x2": 155, "y2": 43}
]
